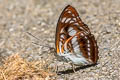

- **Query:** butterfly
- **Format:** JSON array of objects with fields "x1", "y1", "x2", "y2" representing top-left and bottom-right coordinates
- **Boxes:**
[{"x1": 55, "y1": 5, "x2": 98, "y2": 68}]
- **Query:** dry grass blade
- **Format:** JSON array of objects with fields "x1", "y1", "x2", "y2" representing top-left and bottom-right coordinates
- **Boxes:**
[{"x1": 0, "y1": 54, "x2": 55, "y2": 80}]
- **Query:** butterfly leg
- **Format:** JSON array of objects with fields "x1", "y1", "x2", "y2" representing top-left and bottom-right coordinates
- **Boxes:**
[
  {"x1": 71, "y1": 63, "x2": 76, "y2": 73},
  {"x1": 63, "y1": 62, "x2": 66, "y2": 72},
  {"x1": 55, "y1": 63, "x2": 59, "y2": 74}
]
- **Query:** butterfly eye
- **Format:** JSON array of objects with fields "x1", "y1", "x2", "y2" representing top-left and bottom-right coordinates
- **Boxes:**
[{"x1": 55, "y1": 5, "x2": 98, "y2": 67}]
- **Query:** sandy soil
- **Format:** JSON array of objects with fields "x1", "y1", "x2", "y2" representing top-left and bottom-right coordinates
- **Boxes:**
[{"x1": 0, "y1": 0, "x2": 120, "y2": 80}]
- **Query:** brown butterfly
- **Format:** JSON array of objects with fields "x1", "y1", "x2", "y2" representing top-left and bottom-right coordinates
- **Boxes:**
[{"x1": 55, "y1": 5, "x2": 98, "y2": 68}]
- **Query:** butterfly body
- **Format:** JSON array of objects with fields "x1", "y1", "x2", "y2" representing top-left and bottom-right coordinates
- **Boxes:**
[{"x1": 55, "y1": 5, "x2": 98, "y2": 66}]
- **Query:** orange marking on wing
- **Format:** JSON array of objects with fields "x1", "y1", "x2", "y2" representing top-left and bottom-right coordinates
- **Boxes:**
[
  {"x1": 57, "y1": 45, "x2": 59, "y2": 53},
  {"x1": 61, "y1": 32, "x2": 81, "y2": 53}
]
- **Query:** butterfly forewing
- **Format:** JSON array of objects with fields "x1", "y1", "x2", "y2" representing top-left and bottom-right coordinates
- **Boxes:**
[{"x1": 55, "y1": 5, "x2": 98, "y2": 64}]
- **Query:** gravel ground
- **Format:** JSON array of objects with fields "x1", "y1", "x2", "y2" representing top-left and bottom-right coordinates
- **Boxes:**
[{"x1": 0, "y1": 0, "x2": 120, "y2": 80}]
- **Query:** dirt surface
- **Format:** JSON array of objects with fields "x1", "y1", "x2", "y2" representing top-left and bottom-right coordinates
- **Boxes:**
[{"x1": 0, "y1": 0, "x2": 120, "y2": 80}]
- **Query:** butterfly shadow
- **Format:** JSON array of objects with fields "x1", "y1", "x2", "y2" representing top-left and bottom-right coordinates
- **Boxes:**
[{"x1": 57, "y1": 63, "x2": 98, "y2": 75}]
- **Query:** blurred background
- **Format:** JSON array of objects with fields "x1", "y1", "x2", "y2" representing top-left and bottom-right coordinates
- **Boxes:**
[{"x1": 0, "y1": 0, "x2": 120, "y2": 79}]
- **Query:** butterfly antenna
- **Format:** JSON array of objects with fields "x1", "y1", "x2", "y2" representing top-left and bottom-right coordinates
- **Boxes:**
[
  {"x1": 26, "y1": 32, "x2": 40, "y2": 41},
  {"x1": 26, "y1": 32, "x2": 55, "y2": 51},
  {"x1": 32, "y1": 42, "x2": 55, "y2": 50}
]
